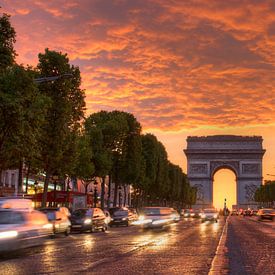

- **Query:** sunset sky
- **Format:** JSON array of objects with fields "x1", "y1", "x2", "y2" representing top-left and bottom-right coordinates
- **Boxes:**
[{"x1": 1, "y1": 1, "x2": 275, "y2": 190}]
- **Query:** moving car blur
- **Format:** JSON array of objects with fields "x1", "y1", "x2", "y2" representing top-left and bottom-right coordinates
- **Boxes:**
[
  {"x1": 257, "y1": 208, "x2": 275, "y2": 221},
  {"x1": 134, "y1": 207, "x2": 173, "y2": 229},
  {"x1": 70, "y1": 208, "x2": 107, "y2": 232},
  {"x1": 170, "y1": 209, "x2": 180, "y2": 222},
  {"x1": 200, "y1": 208, "x2": 219, "y2": 223},
  {"x1": 39, "y1": 207, "x2": 71, "y2": 236},
  {"x1": 109, "y1": 207, "x2": 138, "y2": 227},
  {"x1": 0, "y1": 198, "x2": 52, "y2": 253}
]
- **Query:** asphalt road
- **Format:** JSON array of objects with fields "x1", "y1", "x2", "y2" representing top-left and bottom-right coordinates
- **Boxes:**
[
  {"x1": 0, "y1": 219, "x2": 225, "y2": 275},
  {"x1": 226, "y1": 216, "x2": 275, "y2": 275},
  {"x1": 0, "y1": 217, "x2": 274, "y2": 275}
]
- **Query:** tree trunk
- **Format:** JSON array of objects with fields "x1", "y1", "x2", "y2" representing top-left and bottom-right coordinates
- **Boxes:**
[
  {"x1": 101, "y1": 176, "x2": 105, "y2": 209},
  {"x1": 114, "y1": 182, "x2": 118, "y2": 207},
  {"x1": 17, "y1": 159, "x2": 23, "y2": 195},
  {"x1": 42, "y1": 172, "x2": 50, "y2": 207},
  {"x1": 123, "y1": 185, "x2": 127, "y2": 206},
  {"x1": 107, "y1": 175, "x2": 112, "y2": 208},
  {"x1": 25, "y1": 162, "x2": 30, "y2": 194}
]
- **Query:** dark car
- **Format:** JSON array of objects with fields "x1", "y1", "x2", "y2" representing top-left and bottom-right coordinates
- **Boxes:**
[
  {"x1": 243, "y1": 209, "x2": 253, "y2": 216},
  {"x1": 257, "y1": 208, "x2": 275, "y2": 221},
  {"x1": 109, "y1": 208, "x2": 137, "y2": 227},
  {"x1": 70, "y1": 208, "x2": 107, "y2": 232}
]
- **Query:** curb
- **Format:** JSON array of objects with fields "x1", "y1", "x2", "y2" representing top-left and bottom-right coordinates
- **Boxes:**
[{"x1": 208, "y1": 217, "x2": 229, "y2": 275}]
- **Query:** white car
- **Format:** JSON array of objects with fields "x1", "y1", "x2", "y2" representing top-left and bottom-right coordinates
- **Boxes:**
[
  {"x1": 0, "y1": 198, "x2": 52, "y2": 253},
  {"x1": 200, "y1": 208, "x2": 219, "y2": 223},
  {"x1": 135, "y1": 207, "x2": 173, "y2": 229}
]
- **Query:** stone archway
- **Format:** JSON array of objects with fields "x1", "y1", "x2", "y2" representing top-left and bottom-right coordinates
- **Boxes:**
[{"x1": 184, "y1": 135, "x2": 265, "y2": 208}]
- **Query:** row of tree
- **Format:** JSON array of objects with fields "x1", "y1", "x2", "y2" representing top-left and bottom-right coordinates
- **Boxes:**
[
  {"x1": 254, "y1": 181, "x2": 275, "y2": 207},
  {"x1": 0, "y1": 12, "x2": 196, "y2": 208}
]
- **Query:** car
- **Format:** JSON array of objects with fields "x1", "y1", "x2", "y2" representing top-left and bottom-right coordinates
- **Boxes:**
[
  {"x1": 170, "y1": 209, "x2": 180, "y2": 222},
  {"x1": 243, "y1": 209, "x2": 253, "y2": 216},
  {"x1": 0, "y1": 198, "x2": 52, "y2": 253},
  {"x1": 104, "y1": 210, "x2": 112, "y2": 225},
  {"x1": 193, "y1": 209, "x2": 202, "y2": 218},
  {"x1": 70, "y1": 208, "x2": 107, "y2": 233},
  {"x1": 39, "y1": 207, "x2": 71, "y2": 236},
  {"x1": 257, "y1": 208, "x2": 275, "y2": 221},
  {"x1": 109, "y1": 208, "x2": 138, "y2": 227},
  {"x1": 231, "y1": 210, "x2": 238, "y2": 216},
  {"x1": 182, "y1": 209, "x2": 194, "y2": 218},
  {"x1": 135, "y1": 207, "x2": 173, "y2": 229},
  {"x1": 201, "y1": 208, "x2": 219, "y2": 223}
]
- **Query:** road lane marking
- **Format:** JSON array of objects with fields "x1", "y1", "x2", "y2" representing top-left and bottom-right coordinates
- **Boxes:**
[{"x1": 208, "y1": 217, "x2": 229, "y2": 275}]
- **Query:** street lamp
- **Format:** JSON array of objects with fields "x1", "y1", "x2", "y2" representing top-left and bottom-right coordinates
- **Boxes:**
[
  {"x1": 93, "y1": 181, "x2": 98, "y2": 207},
  {"x1": 34, "y1": 180, "x2": 39, "y2": 209},
  {"x1": 34, "y1": 73, "x2": 73, "y2": 84}
]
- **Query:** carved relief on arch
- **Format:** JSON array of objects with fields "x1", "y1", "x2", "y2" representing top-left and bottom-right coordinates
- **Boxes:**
[
  {"x1": 189, "y1": 164, "x2": 208, "y2": 175},
  {"x1": 210, "y1": 161, "x2": 239, "y2": 177}
]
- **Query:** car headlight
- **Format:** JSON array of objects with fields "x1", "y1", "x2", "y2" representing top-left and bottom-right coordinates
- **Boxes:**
[
  {"x1": 139, "y1": 215, "x2": 145, "y2": 221},
  {"x1": 122, "y1": 217, "x2": 127, "y2": 221},
  {"x1": 201, "y1": 214, "x2": 206, "y2": 218},
  {"x1": 43, "y1": 223, "x2": 53, "y2": 230},
  {"x1": 214, "y1": 214, "x2": 218, "y2": 218},
  {"x1": 84, "y1": 218, "x2": 92, "y2": 224},
  {"x1": 0, "y1": 230, "x2": 18, "y2": 239},
  {"x1": 184, "y1": 214, "x2": 188, "y2": 217}
]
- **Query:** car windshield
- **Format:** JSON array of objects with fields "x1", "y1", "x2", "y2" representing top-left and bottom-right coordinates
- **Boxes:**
[
  {"x1": 113, "y1": 210, "x2": 128, "y2": 217},
  {"x1": 72, "y1": 209, "x2": 92, "y2": 218},
  {"x1": 142, "y1": 208, "x2": 170, "y2": 216},
  {"x1": 0, "y1": 211, "x2": 25, "y2": 224},
  {"x1": 262, "y1": 209, "x2": 274, "y2": 214},
  {"x1": 204, "y1": 209, "x2": 216, "y2": 213},
  {"x1": 45, "y1": 212, "x2": 56, "y2": 221}
]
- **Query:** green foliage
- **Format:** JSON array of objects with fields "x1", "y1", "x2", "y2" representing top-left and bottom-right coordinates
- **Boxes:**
[
  {"x1": 37, "y1": 49, "x2": 85, "y2": 175},
  {"x1": 0, "y1": 13, "x2": 16, "y2": 71},
  {"x1": 0, "y1": 65, "x2": 49, "y2": 171},
  {"x1": 254, "y1": 181, "x2": 275, "y2": 206}
]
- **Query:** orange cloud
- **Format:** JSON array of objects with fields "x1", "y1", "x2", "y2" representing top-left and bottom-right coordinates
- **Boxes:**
[{"x1": 1, "y1": 0, "x2": 274, "y2": 132}]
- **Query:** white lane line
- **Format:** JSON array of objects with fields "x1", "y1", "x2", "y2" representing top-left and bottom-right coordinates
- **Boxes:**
[{"x1": 208, "y1": 217, "x2": 229, "y2": 275}]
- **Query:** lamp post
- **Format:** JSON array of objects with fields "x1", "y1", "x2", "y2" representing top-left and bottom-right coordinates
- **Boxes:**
[
  {"x1": 93, "y1": 181, "x2": 98, "y2": 207},
  {"x1": 224, "y1": 198, "x2": 227, "y2": 216},
  {"x1": 34, "y1": 180, "x2": 38, "y2": 209},
  {"x1": 52, "y1": 174, "x2": 59, "y2": 207},
  {"x1": 34, "y1": 73, "x2": 73, "y2": 84}
]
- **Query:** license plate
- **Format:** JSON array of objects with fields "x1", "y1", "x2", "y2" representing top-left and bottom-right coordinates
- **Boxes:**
[{"x1": 72, "y1": 225, "x2": 82, "y2": 228}]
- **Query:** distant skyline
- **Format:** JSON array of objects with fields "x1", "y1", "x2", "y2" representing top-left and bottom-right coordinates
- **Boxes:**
[{"x1": 1, "y1": 1, "x2": 275, "y2": 180}]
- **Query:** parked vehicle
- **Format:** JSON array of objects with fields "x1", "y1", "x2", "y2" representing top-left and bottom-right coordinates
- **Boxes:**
[
  {"x1": 109, "y1": 208, "x2": 138, "y2": 227},
  {"x1": 0, "y1": 198, "x2": 52, "y2": 253},
  {"x1": 257, "y1": 208, "x2": 275, "y2": 221},
  {"x1": 135, "y1": 207, "x2": 173, "y2": 229},
  {"x1": 70, "y1": 208, "x2": 107, "y2": 232},
  {"x1": 39, "y1": 207, "x2": 71, "y2": 236},
  {"x1": 201, "y1": 208, "x2": 219, "y2": 223}
]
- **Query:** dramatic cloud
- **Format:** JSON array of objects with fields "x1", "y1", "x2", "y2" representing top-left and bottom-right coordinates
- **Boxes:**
[{"x1": 2, "y1": 0, "x2": 275, "y2": 131}]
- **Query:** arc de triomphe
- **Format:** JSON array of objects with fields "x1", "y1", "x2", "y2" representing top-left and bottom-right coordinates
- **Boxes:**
[{"x1": 184, "y1": 135, "x2": 265, "y2": 208}]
